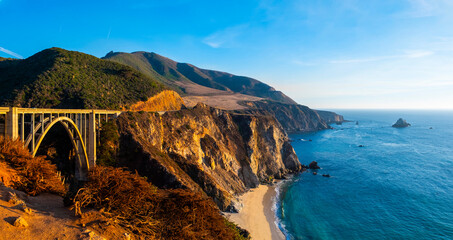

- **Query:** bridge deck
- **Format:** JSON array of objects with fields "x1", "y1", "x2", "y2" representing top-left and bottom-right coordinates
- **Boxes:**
[
  {"x1": 17, "y1": 108, "x2": 121, "y2": 114},
  {"x1": 0, "y1": 107, "x2": 9, "y2": 114},
  {"x1": 0, "y1": 107, "x2": 121, "y2": 115}
]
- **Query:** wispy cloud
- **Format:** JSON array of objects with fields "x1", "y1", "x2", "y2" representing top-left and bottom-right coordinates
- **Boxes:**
[
  {"x1": 330, "y1": 50, "x2": 433, "y2": 64},
  {"x1": 399, "y1": 0, "x2": 453, "y2": 18},
  {"x1": 405, "y1": 0, "x2": 437, "y2": 17},
  {"x1": 203, "y1": 24, "x2": 248, "y2": 48},
  {"x1": 107, "y1": 26, "x2": 112, "y2": 40},
  {"x1": 0, "y1": 47, "x2": 24, "y2": 59},
  {"x1": 292, "y1": 60, "x2": 316, "y2": 66},
  {"x1": 330, "y1": 56, "x2": 388, "y2": 64},
  {"x1": 405, "y1": 50, "x2": 433, "y2": 58}
]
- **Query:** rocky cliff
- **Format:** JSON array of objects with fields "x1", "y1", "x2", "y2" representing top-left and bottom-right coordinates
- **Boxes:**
[
  {"x1": 114, "y1": 103, "x2": 301, "y2": 210},
  {"x1": 238, "y1": 100, "x2": 332, "y2": 133},
  {"x1": 316, "y1": 110, "x2": 345, "y2": 124}
]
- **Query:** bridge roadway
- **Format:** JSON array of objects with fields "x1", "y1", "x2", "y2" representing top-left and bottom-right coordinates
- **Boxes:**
[{"x1": 0, "y1": 107, "x2": 122, "y2": 180}]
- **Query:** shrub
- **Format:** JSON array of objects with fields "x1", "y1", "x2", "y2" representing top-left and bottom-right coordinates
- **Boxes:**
[
  {"x1": 155, "y1": 189, "x2": 243, "y2": 240},
  {"x1": 0, "y1": 136, "x2": 66, "y2": 196},
  {"x1": 96, "y1": 121, "x2": 119, "y2": 167},
  {"x1": 225, "y1": 219, "x2": 251, "y2": 240},
  {"x1": 73, "y1": 166, "x2": 247, "y2": 239},
  {"x1": 73, "y1": 166, "x2": 160, "y2": 237}
]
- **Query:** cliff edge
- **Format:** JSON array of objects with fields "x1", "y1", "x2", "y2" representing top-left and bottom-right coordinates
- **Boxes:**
[
  {"x1": 238, "y1": 100, "x2": 334, "y2": 132},
  {"x1": 115, "y1": 103, "x2": 301, "y2": 210},
  {"x1": 316, "y1": 110, "x2": 345, "y2": 124}
]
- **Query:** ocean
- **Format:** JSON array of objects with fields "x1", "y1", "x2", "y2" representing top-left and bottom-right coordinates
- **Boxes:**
[{"x1": 277, "y1": 110, "x2": 453, "y2": 240}]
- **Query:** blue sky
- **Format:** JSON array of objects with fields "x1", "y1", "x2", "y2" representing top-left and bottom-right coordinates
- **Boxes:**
[{"x1": 1, "y1": 0, "x2": 453, "y2": 109}]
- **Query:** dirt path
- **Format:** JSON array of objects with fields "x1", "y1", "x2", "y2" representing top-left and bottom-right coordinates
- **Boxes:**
[{"x1": 0, "y1": 185, "x2": 101, "y2": 240}]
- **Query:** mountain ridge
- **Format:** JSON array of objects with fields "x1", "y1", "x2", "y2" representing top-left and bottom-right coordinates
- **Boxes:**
[
  {"x1": 0, "y1": 48, "x2": 167, "y2": 109},
  {"x1": 103, "y1": 51, "x2": 297, "y2": 104},
  {"x1": 103, "y1": 50, "x2": 343, "y2": 132}
]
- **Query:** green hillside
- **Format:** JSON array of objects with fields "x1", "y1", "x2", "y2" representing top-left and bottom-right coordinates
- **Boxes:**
[
  {"x1": 0, "y1": 48, "x2": 166, "y2": 109},
  {"x1": 104, "y1": 51, "x2": 297, "y2": 104}
]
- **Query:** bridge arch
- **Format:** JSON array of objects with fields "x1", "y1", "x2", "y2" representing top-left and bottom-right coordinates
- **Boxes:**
[
  {"x1": 3, "y1": 107, "x2": 122, "y2": 180},
  {"x1": 32, "y1": 117, "x2": 89, "y2": 180}
]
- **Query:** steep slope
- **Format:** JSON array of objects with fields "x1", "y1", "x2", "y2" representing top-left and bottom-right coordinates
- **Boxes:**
[
  {"x1": 237, "y1": 100, "x2": 332, "y2": 132},
  {"x1": 102, "y1": 51, "x2": 346, "y2": 132},
  {"x1": 316, "y1": 110, "x2": 345, "y2": 124},
  {"x1": 115, "y1": 103, "x2": 301, "y2": 210},
  {"x1": 0, "y1": 48, "x2": 166, "y2": 109},
  {"x1": 103, "y1": 51, "x2": 187, "y2": 91},
  {"x1": 103, "y1": 51, "x2": 297, "y2": 104}
]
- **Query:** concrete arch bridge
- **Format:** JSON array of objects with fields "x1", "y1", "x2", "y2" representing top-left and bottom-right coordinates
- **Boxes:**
[{"x1": 0, "y1": 107, "x2": 122, "y2": 180}]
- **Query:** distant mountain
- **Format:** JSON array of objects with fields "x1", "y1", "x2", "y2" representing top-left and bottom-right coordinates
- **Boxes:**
[
  {"x1": 103, "y1": 51, "x2": 297, "y2": 104},
  {"x1": 0, "y1": 48, "x2": 166, "y2": 109}
]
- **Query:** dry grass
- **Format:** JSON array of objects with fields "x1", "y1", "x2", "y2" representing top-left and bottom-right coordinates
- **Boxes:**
[
  {"x1": 73, "y1": 166, "x2": 245, "y2": 239},
  {"x1": 127, "y1": 90, "x2": 184, "y2": 112},
  {"x1": 0, "y1": 136, "x2": 66, "y2": 196}
]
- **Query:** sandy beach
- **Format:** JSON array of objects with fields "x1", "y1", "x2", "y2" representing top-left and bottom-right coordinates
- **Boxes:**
[{"x1": 226, "y1": 184, "x2": 285, "y2": 240}]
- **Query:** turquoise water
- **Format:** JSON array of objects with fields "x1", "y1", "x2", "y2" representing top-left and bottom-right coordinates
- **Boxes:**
[{"x1": 278, "y1": 110, "x2": 453, "y2": 240}]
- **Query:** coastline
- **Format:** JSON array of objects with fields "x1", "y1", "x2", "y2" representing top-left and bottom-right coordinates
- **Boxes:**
[{"x1": 226, "y1": 184, "x2": 285, "y2": 240}]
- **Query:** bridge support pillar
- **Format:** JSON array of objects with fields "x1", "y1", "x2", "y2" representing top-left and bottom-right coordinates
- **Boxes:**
[
  {"x1": 6, "y1": 107, "x2": 18, "y2": 140},
  {"x1": 88, "y1": 111, "x2": 96, "y2": 169}
]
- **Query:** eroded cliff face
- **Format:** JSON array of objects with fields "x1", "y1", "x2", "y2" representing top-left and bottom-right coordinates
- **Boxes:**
[
  {"x1": 239, "y1": 100, "x2": 332, "y2": 133},
  {"x1": 316, "y1": 110, "x2": 345, "y2": 124},
  {"x1": 115, "y1": 103, "x2": 300, "y2": 210}
]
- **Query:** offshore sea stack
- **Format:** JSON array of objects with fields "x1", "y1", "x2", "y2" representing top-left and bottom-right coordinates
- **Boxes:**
[
  {"x1": 392, "y1": 118, "x2": 411, "y2": 128},
  {"x1": 308, "y1": 161, "x2": 320, "y2": 169}
]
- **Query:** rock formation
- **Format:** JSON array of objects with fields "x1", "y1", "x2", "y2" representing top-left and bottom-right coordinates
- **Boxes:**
[
  {"x1": 392, "y1": 118, "x2": 411, "y2": 128},
  {"x1": 13, "y1": 217, "x2": 28, "y2": 228},
  {"x1": 316, "y1": 110, "x2": 345, "y2": 124},
  {"x1": 238, "y1": 100, "x2": 334, "y2": 133},
  {"x1": 115, "y1": 103, "x2": 301, "y2": 210},
  {"x1": 308, "y1": 161, "x2": 320, "y2": 169}
]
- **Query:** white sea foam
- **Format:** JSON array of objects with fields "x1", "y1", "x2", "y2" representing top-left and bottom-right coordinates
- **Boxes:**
[
  {"x1": 273, "y1": 179, "x2": 293, "y2": 240},
  {"x1": 382, "y1": 143, "x2": 409, "y2": 147}
]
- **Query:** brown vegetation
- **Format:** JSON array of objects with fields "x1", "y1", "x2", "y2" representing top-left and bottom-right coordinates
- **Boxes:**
[
  {"x1": 0, "y1": 161, "x2": 19, "y2": 187},
  {"x1": 73, "y1": 166, "x2": 248, "y2": 239},
  {"x1": 0, "y1": 136, "x2": 249, "y2": 239},
  {"x1": 0, "y1": 136, "x2": 66, "y2": 196}
]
